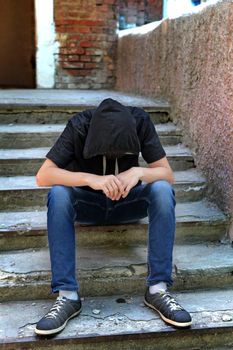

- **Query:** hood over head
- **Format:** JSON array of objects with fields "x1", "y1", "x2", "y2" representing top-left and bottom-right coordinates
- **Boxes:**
[{"x1": 83, "y1": 98, "x2": 140, "y2": 159}]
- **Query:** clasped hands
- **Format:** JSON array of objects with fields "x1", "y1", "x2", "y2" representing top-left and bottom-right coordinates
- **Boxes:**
[{"x1": 89, "y1": 167, "x2": 143, "y2": 201}]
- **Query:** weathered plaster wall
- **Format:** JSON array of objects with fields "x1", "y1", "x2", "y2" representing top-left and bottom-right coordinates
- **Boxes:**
[
  {"x1": 116, "y1": 1, "x2": 233, "y2": 219},
  {"x1": 35, "y1": 0, "x2": 58, "y2": 88}
]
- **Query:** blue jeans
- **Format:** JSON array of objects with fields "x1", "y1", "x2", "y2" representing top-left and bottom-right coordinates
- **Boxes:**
[{"x1": 47, "y1": 180, "x2": 176, "y2": 293}]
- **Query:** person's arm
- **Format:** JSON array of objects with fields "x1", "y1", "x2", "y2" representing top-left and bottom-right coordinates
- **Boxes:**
[
  {"x1": 36, "y1": 159, "x2": 124, "y2": 200},
  {"x1": 140, "y1": 157, "x2": 174, "y2": 184},
  {"x1": 116, "y1": 157, "x2": 174, "y2": 198},
  {"x1": 37, "y1": 115, "x2": 124, "y2": 200},
  {"x1": 116, "y1": 108, "x2": 174, "y2": 198}
]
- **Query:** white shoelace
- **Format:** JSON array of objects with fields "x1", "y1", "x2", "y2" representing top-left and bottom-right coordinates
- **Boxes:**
[
  {"x1": 45, "y1": 297, "x2": 66, "y2": 319},
  {"x1": 161, "y1": 293, "x2": 183, "y2": 312}
]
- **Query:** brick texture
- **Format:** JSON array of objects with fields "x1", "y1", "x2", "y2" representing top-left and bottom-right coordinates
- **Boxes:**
[
  {"x1": 117, "y1": 0, "x2": 163, "y2": 29},
  {"x1": 54, "y1": 0, "x2": 162, "y2": 89},
  {"x1": 54, "y1": 0, "x2": 118, "y2": 89}
]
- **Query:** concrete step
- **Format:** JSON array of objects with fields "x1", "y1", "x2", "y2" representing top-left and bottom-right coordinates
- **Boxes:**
[
  {"x1": 0, "y1": 145, "x2": 195, "y2": 176},
  {"x1": 0, "y1": 201, "x2": 228, "y2": 251},
  {"x1": 0, "y1": 123, "x2": 182, "y2": 148},
  {"x1": 0, "y1": 106, "x2": 170, "y2": 125},
  {"x1": 0, "y1": 89, "x2": 171, "y2": 124},
  {"x1": 0, "y1": 169, "x2": 206, "y2": 211},
  {"x1": 1, "y1": 289, "x2": 233, "y2": 349},
  {"x1": 1, "y1": 242, "x2": 233, "y2": 301}
]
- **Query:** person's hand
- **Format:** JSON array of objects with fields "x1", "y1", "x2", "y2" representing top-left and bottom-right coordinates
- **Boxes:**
[
  {"x1": 86, "y1": 174, "x2": 124, "y2": 200},
  {"x1": 117, "y1": 167, "x2": 143, "y2": 198}
]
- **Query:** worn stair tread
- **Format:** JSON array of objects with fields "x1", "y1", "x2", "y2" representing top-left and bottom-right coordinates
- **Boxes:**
[
  {"x1": 0, "y1": 200, "x2": 227, "y2": 233},
  {"x1": 0, "y1": 90, "x2": 170, "y2": 109},
  {"x1": 0, "y1": 124, "x2": 65, "y2": 133},
  {"x1": 1, "y1": 289, "x2": 233, "y2": 346},
  {"x1": 155, "y1": 123, "x2": 181, "y2": 135},
  {"x1": 0, "y1": 144, "x2": 195, "y2": 177},
  {"x1": 0, "y1": 199, "x2": 229, "y2": 251},
  {"x1": 0, "y1": 122, "x2": 181, "y2": 134},
  {"x1": 0, "y1": 123, "x2": 182, "y2": 149},
  {"x1": 0, "y1": 169, "x2": 205, "y2": 191},
  {"x1": 0, "y1": 89, "x2": 170, "y2": 109},
  {"x1": 0, "y1": 144, "x2": 193, "y2": 160},
  {"x1": 0, "y1": 170, "x2": 206, "y2": 212},
  {"x1": 1, "y1": 243, "x2": 233, "y2": 300},
  {"x1": 1, "y1": 242, "x2": 233, "y2": 275},
  {"x1": 0, "y1": 201, "x2": 227, "y2": 232}
]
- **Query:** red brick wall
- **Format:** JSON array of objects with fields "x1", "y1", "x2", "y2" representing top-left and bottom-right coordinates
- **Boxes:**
[
  {"x1": 54, "y1": 0, "x2": 118, "y2": 89},
  {"x1": 54, "y1": 0, "x2": 162, "y2": 89},
  {"x1": 146, "y1": 0, "x2": 163, "y2": 23},
  {"x1": 118, "y1": 0, "x2": 163, "y2": 29}
]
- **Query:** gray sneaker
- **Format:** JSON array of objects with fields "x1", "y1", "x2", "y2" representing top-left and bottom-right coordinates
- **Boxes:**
[
  {"x1": 144, "y1": 289, "x2": 192, "y2": 328},
  {"x1": 35, "y1": 296, "x2": 82, "y2": 335}
]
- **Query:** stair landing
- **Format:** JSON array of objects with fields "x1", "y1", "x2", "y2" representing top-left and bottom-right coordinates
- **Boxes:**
[
  {"x1": 0, "y1": 89, "x2": 169, "y2": 109},
  {"x1": 2, "y1": 290, "x2": 233, "y2": 350}
]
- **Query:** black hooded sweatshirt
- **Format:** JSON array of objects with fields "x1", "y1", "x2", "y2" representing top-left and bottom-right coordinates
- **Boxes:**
[{"x1": 46, "y1": 98, "x2": 166, "y2": 191}]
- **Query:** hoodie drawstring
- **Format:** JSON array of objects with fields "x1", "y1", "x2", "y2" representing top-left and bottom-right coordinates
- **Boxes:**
[
  {"x1": 103, "y1": 156, "x2": 119, "y2": 176},
  {"x1": 115, "y1": 158, "x2": 119, "y2": 175},
  {"x1": 103, "y1": 156, "x2": 106, "y2": 175}
]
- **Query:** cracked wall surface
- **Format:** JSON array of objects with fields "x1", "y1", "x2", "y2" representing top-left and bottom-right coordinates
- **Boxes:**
[{"x1": 116, "y1": 1, "x2": 233, "y2": 224}]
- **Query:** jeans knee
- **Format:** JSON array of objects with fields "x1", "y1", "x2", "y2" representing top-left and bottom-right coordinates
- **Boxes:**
[
  {"x1": 149, "y1": 180, "x2": 175, "y2": 206},
  {"x1": 48, "y1": 185, "x2": 74, "y2": 208}
]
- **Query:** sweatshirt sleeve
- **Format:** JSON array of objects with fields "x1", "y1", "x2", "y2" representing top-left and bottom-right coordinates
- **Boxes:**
[
  {"x1": 46, "y1": 119, "x2": 75, "y2": 168},
  {"x1": 140, "y1": 111, "x2": 166, "y2": 164}
]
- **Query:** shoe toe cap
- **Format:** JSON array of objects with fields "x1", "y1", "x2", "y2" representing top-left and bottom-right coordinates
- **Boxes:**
[
  {"x1": 175, "y1": 310, "x2": 192, "y2": 323},
  {"x1": 36, "y1": 318, "x2": 57, "y2": 331}
]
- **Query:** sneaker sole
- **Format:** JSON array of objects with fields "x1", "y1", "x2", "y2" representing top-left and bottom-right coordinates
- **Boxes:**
[
  {"x1": 144, "y1": 299, "x2": 192, "y2": 328},
  {"x1": 34, "y1": 308, "x2": 82, "y2": 336}
]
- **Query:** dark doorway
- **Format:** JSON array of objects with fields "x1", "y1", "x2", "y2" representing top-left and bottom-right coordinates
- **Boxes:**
[{"x1": 0, "y1": 0, "x2": 36, "y2": 88}]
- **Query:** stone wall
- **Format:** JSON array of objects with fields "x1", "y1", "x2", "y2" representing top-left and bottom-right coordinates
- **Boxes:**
[
  {"x1": 116, "y1": 1, "x2": 233, "y2": 219},
  {"x1": 54, "y1": 0, "x2": 118, "y2": 89}
]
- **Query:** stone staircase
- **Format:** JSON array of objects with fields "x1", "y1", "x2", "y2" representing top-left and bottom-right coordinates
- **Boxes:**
[{"x1": 0, "y1": 90, "x2": 232, "y2": 349}]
